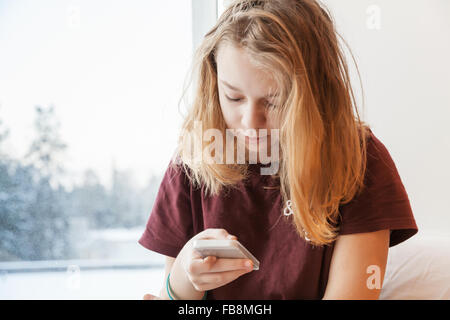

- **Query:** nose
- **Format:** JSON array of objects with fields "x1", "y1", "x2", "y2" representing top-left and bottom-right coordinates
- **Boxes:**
[{"x1": 241, "y1": 100, "x2": 267, "y2": 132}]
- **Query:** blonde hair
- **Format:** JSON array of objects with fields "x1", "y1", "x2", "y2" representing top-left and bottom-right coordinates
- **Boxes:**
[{"x1": 174, "y1": 0, "x2": 370, "y2": 246}]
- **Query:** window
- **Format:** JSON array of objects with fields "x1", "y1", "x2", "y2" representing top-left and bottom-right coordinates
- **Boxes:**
[
  {"x1": 0, "y1": 0, "x2": 201, "y2": 299},
  {"x1": 217, "y1": 0, "x2": 232, "y2": 18}
]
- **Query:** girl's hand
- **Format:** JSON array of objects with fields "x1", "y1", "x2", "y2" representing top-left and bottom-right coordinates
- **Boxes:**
[
  {"x1": 143, "y1": 293, "x2": 161, "y2": 300},
  {"x1": 179, "y1": 228, "x2": 254, "y2": 292}
]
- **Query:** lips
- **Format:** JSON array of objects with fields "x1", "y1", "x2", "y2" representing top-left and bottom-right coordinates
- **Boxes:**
[{"x1": 245, "y1": 135, "x2": 268, "y2": 143}]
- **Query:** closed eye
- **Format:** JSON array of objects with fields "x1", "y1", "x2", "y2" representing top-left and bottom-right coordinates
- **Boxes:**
[
  {"x1": 225, "y1": 95, "x2": 241, "y2": 102},
  {"x1": 225, "y1": 95, "x2": 276, "y2": 108}
]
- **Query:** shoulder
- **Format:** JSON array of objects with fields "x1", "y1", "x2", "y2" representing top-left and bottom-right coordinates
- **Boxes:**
[
  {"x1": 165, "y1": 155, "x2": 194, "y2": 181},
  {"x1": 337, "y1": 128, "x2": 418, "y2": 246},
  {"x1": 363, "y1": 129, "x2": 404, "y2": 189},
  {"x1": 366, "y1": 129, "x2": 396, "y2": 168},
  {"x1": 156, "y1": 157, "x2": 196, "y2": 197}
]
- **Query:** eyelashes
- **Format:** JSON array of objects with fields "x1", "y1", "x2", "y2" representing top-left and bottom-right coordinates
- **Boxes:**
[
  {"x1": 225, "y1": 95, "x2": 241, "y2": 102},
  {"x1": 225, "y1": 95, "x2": 276, "y2": 108}
]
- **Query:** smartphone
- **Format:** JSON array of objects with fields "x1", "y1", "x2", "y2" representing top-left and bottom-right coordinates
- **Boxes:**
[{"x1": 192, "y1": 239, "x2": 260, "y2": 270}]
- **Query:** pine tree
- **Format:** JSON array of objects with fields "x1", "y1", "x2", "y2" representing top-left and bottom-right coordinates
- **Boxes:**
[
  {"x1": 24, "y1": 104, "x2": 67, "y2": 187},
  {"x1": 20, "y1": 105, "x2": 71, "y2": 259}
]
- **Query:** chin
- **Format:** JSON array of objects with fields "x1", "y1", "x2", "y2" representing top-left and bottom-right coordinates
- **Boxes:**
[{"x1": 246, "y1": 145, "x2": 270, "y2": 159}]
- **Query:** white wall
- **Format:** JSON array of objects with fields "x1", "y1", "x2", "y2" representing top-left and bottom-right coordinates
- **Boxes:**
[{"x1": 321, "y1": 0, "x2": 450, "y2": 234}]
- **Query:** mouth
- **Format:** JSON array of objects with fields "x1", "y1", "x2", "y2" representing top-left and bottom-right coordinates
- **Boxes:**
[{"x1": 245, "y1": 135, "x2": 268, "y2": 144}]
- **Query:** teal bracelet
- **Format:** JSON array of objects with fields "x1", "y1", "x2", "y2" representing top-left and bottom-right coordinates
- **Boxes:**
[{"x1": 166, "y1": 272, "x2": 207, "y2": 300}]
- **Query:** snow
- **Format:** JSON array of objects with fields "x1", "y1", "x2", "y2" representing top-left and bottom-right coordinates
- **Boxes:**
[
  {"x1": 0, "y1": 267, "x2": 166, "y2": 300},
  {"x1": 0, "y1": 228, "x2": 172, "y2": 299},
  {"x1": 88, "y1": 228, "x2": 146, "y2": 242}
]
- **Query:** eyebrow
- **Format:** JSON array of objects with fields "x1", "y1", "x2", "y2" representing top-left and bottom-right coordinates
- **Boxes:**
[{"x1": 219, "y1": 79, "x2": 278, "y2": 97}]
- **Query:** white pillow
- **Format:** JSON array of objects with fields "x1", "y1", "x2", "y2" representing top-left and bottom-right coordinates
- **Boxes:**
[{"x1": 380, "y1": 231, "x2": 450, "y2": 300}]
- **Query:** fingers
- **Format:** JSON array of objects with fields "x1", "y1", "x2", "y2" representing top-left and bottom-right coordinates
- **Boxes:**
[
  {"x1": 143, "y1": 293, "x2": 160, "y2": 300},
  {"x1": 191, "y1": 268, "x2": 252, "y2": 291},
  {"x1": 187, "y1": 255, "x2": 217, "y2": 274},
  {"x1": 190, "y1": 256, "x2": 253, "y2": 274},
  {"x1": 183, "y1": 228, "x2": 253, "y2": 292},
  {"x1": 209, "y1": 258, "x2": 254, "y2": 273}
]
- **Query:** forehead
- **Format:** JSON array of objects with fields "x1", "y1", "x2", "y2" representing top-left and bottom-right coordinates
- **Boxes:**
[{"x1": 215, "y1": 42, "x2": 278, "y2": 96}]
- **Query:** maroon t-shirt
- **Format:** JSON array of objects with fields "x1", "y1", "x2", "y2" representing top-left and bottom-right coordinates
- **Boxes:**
[{"x1": 138, "y1": 129, "x2": 418, "y2": 299}]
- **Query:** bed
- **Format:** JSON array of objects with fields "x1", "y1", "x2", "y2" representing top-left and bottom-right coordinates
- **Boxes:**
[{"x1": 380, "y1": 231, "x2": 450, "y2": 299}]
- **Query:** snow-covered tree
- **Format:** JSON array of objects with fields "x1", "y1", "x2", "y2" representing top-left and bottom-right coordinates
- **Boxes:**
[
  {"x1": 24, "y1": 104, "x2": 67, "y2": 187},
  {"x1": 0, "y1": 105, "x2": 73, "y2": 260}
]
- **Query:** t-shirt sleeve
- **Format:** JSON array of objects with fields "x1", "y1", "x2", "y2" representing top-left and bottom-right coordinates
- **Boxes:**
[
  {"x1": 337, "y1": 130, "x2": 418, "y2": 247},
  {"x1": 138, "y1": 161, "x2": 195, "y2": 258}
]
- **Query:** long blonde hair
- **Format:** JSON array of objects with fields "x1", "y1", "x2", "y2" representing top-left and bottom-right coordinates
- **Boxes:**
[{"x1": 174, "y1": 0, "x2": 370, "y2": 246}]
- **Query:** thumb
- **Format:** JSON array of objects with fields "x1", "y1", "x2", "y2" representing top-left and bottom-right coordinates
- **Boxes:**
[{"x1": 143, "y1": 293, "x2": 161, "y2": 300}]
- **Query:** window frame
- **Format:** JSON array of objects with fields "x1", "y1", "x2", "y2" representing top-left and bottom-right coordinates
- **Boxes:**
[{"x1": 191, "y1": 0, "x2": 218, "y2": 53}]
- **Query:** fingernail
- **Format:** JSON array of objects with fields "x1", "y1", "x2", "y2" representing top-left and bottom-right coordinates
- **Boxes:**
[
  {"x1": 228, "y1": 235, "x2": 236, "y2": 239},
  {"x1": 245, "y1": 260, "x2": 252, "y2": 268}
]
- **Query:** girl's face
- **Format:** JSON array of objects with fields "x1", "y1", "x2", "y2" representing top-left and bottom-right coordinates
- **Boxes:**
[{"x1": 216, "y1": 43, "x2": 279, "y2": 162}]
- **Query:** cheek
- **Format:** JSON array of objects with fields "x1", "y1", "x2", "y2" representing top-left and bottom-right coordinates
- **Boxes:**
[
  {"x1": 219, "y1": 97, "x2": 240, "y2": 128},
  {"x1": 266, "y1": 114, "x2": 280, "y2": 131}
]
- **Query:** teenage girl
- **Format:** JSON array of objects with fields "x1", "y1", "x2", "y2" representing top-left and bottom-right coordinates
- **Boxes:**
[{"x1": 140, "y1": 0, "x2": 418, "y2": 300}]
